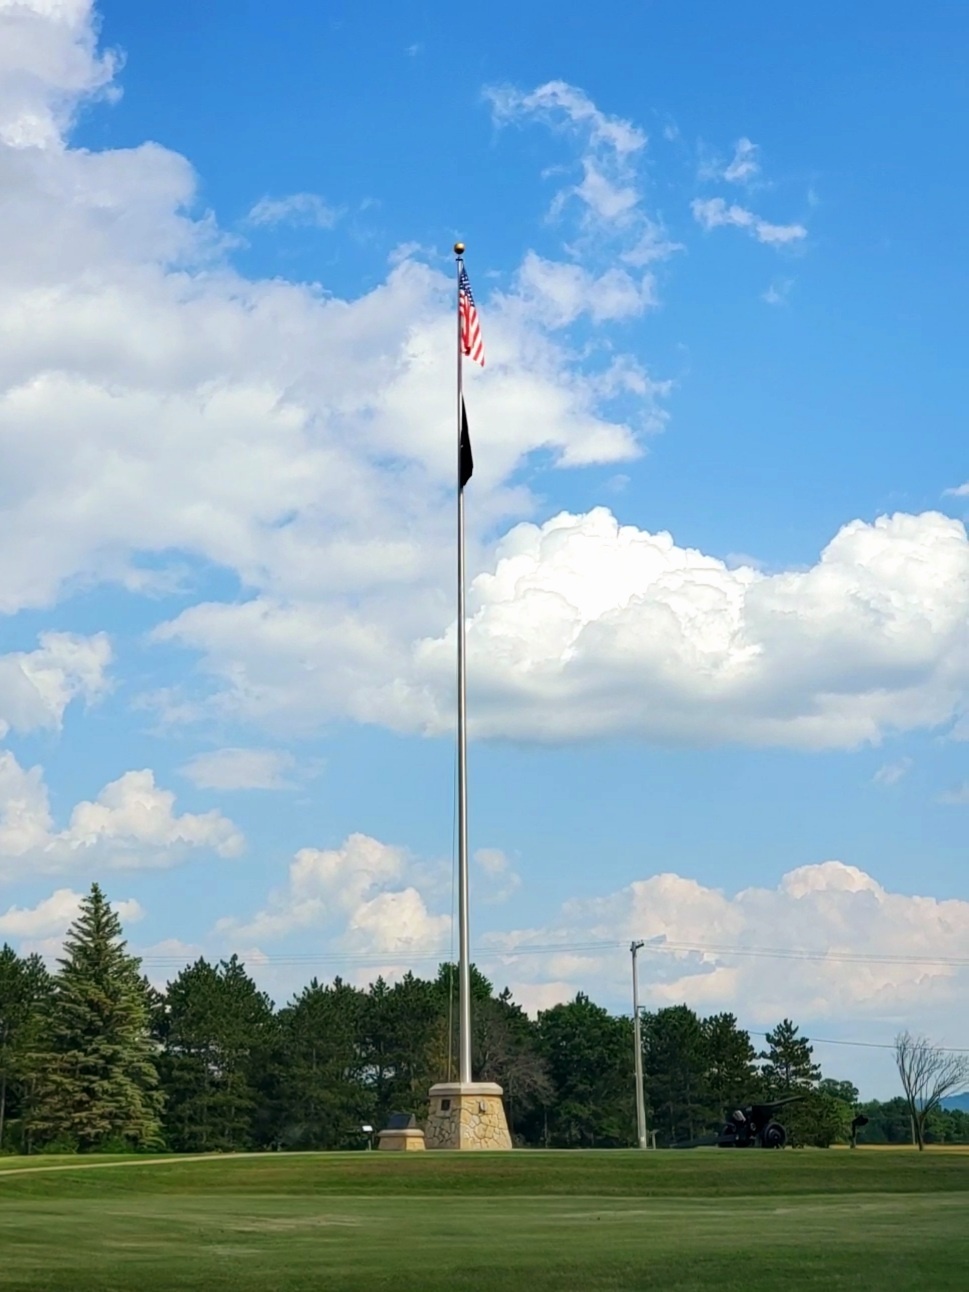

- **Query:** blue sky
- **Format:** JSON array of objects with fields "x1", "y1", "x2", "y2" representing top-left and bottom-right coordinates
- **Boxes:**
[{"x1": 0, "y1": 0, "x2": 967, "y2": 1098}]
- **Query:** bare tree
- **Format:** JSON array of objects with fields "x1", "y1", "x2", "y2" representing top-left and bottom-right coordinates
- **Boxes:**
[{"x1": 894, "y1": 1031, "x2": 969, "y2": 1150}]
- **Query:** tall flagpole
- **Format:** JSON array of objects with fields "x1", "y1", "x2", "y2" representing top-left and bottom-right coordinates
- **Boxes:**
[
  {"x1": 419, "y1": 245, "x2": 510, "y2": 1148},
  {"x1": 454, "y1": 241, "x2": 472, "y2": 1086}
]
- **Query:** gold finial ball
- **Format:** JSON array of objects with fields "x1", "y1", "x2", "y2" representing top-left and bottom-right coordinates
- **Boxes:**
[{"x1": 453, "y1": 241, "x2": 465, "y2": 256}]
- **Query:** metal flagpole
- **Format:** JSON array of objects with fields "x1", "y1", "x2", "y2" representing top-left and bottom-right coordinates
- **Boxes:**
[
  {"x1": 631, "y1": 940, "x2": 647, "y2": 1148},
  {"x1": 454, "y1": 241, "x2": 472, "y2": 1086}
]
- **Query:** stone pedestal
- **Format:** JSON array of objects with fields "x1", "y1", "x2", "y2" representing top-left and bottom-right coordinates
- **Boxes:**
[
  {"x1": 424, "y1": 1082, "x2": 512, "y2": 1150},
  {"x1": 377, "y1": 1127, "x2": 426, "y2": 1151}
]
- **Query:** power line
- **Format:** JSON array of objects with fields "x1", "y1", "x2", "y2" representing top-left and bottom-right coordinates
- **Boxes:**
[
  {"x1": 137, "y1": 935, "x2": 969, "y2": 972},
  {"x1": 639, "y1": 939, "x2": 969, "y2": 970},
  {"x1": 746, "y1": 1031, "x2": 969, "y2": 1056},
  {"x1": 135, "y1": 935, "x2": 969, "y2": 1054}
]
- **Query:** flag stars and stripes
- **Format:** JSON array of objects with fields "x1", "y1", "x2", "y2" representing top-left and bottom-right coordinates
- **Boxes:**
[{"x1": 458, "y1": 266, "x2": 485, "y2": 366}]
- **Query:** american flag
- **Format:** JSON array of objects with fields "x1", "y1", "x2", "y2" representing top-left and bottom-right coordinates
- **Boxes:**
[{"x1": 459, "y1": 267, "x2": 485, "y2": 367}]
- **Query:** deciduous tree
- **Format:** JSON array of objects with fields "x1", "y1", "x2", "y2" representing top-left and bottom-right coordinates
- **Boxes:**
[{"x1": 894, "y1": 1031, "x2": 969, "y2": 1151}]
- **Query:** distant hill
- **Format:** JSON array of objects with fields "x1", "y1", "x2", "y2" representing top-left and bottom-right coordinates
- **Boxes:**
[{"x1": 941, "y1": 1093, "x2": 969, "y2": 1112}]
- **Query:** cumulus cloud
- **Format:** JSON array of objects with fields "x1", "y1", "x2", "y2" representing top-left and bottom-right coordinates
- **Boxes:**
[
  {"x1": 159, "y1": 506, "x2": 969, "y2": 751},
  {"x1": 511, "y1": 251, "x2": 658, "y2": 327},
  {"x1": 0, "y1": 45, "x2": 657, "y2": 629},
  {"x1": 4, "y1": 9, "x2": 963, "y2": 768},
  {"x1": 484, "y1": 859, "x2": 969, "y2": 1030},
  {"x1": 0, "y1": 885, "x2": 142, "y2": 940},
  {"x1": 692, "y1": 196, "x2": 806, "y2": 246},
  {"x1": 246, "y1": 192, "x2": 341, "y2": 229},
  {"x1": 0, "y1": 753, "x2": 243, "y2": 878},
  {"x1": 214, "y1": 836, "x2": 969, "y2": 1046},
  {"x1": 179, "y1": 747, "x2": 296, "y2": 791},
  {"x1": 0, "y1": 631, "x2": 110, "y2": 735},
  {"x1": 0, "y1": 24, "x2": 677, "y2": 758},
  {"x1": 216, "y1": 833, "x2": 450, "y2": 977},
  {"x1": 0, "y1": 0, "x2": 119, "y2": 149},
  {"x1": 436, "y1": 506, "x2": 969, "y2": 748}
]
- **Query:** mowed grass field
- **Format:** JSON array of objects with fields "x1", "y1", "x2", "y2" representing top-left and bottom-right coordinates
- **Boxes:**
[{"x1": 1, "y1": 1149, "x2": 968, "y2": 1291}]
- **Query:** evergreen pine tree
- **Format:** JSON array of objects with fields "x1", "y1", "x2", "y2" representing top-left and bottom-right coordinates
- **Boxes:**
[
  {"x1": 156, "y1": 955, "x2": 275, "y2": 1152},
  {"x1": 642, "y1": 1005, "x2": 715, "y2": 1145},
  {"x1": 0, "y1": 946, "x2": 51, "y2": 1150},
  {"x1": 760, "y1": 1018, "x2": 822, "y2": 1094},
  {"x1": 29, "y1": 885, "x2": 163, "y2": 1151},
  {"x1": 701, "y1": 1012, "x2": 759, "y2": 1116},
  {"x1": 537, "y1": 993, "x2": 634, "y2": 1147},
  {"x1": 270, "y1": 976, "x2": 372, "y2": 1150}
]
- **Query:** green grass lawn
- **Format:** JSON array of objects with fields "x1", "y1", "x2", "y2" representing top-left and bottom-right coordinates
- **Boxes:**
[{"x1": 1, "y1": 1150, "x2": 967, "y2": 1290}]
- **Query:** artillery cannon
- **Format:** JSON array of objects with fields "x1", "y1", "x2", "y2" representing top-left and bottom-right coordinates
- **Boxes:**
[
  {"x1": 715, "y1": 1096, "x2": 800, "y2": 1149},
  {"x1": 670, "y1": 1095, "x2": 800, "y2": 1150}
]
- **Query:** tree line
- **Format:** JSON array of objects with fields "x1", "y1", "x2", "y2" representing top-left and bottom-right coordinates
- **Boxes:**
[{"x1": 1, "y1": 885, "x2": 967, "y2": 1154}]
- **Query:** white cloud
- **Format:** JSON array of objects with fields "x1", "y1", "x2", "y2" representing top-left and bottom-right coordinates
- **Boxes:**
[
  {"x1": 0, "y1": 52, "x2": 654, "y2": 629},
  {"x1": 137, "y1": 936, "x2": 205, "y2": 989},
  {"x1": 512, "y1": 251, "x2": 657, "y2": 327},
  {"x1": 872, "y1": 758, "x2": 912, "y2": 787},
  {"x1": 0, "y1": 753, "x2": 244, "y2": 878},
  {"x1": 214, "y1": 837, "x2": 969, "y2": 1054},
  {"x1": 622, "y1": 218, "x2": 683, "y2": 267},
  {"x1": 0, "y1": 631, "x2": 110, "y2": 736},
  {"x1": 484, "y1": 859, "x2": 969, "y2": 1031},
  {"x1": 217, "y1": 833, "x2": 409, "y2": 942},
  {"x1": 216, "y1": 833, "x2": 450, "y2": 977},
  {"x1": 246, "y1": 192, "x2": 341, "y2": 229},
  {"x1": 5, "y1": 11, "x2": 963, "y2": 768},
  {"x1": 418, "y1": 506, "x2": 969, "y2": 749},
  {"x1": 0, "y1": 885, "x2": 143, "y2": 941},
  {"x1": 943, "y1": 483, "x2": 969, "y2": 498},
  {"x1": 179, "y1": 747, "x2": 296, "y2": 791},
  {"x1": 722, "y1": 137, "x2": 760, "y2": 184},
  {"x1": 692, "y1": 197, "x2": 806, "y2": 247},
  {"x1": 0, "y1": 32, "x2": 677, "y2": 761},
  {"x1": 486, "y1": 78, "x2": 682, "y2": 269},
  {"x1": 163, "y1": 505, "x2": 969, "y2": 751},
  {"x1": 938, "y1": 782, "x2": 969, "y2": 805},
  {"x1": 487, "y1": 79, "x2": 646, "y2": 159},
  {"x1": 0, "y1": 0, "x2": 119, "y2": 149},
  {"x1": 475, "y1": 847, "x2": 521, "y2": 904}
]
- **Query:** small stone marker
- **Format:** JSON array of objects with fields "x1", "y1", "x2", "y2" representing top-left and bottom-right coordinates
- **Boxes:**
[{"x1": 377, "y1": 1111, "x2": 426, "y2": 1151}]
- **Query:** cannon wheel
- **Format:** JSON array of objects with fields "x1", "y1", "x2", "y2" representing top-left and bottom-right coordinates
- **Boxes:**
[
  {"x1": 717, "y1": 1122, "x2": 738, "y2": 1147},
  {"x1": 760, "y1": 1121, "x2": 787, "y2": 1149}
]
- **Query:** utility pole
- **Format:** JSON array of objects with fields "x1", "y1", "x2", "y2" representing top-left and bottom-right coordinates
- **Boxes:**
[{"x1": 630, "y1": 940, "x2": 647, "y2": 1149}]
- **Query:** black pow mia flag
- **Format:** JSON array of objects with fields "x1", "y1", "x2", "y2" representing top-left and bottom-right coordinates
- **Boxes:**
[{"x1": 460, "y1": 398, "x2": 473, "y2": 489}]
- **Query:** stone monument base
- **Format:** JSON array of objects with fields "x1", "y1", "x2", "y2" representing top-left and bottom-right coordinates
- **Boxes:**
[
  {"x1": 424, "y1": 1082, "x2": 512, "y2": 1150},
  {"x1": 377, "y1": 1127, "x2": 426, "y2": 1151}
]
